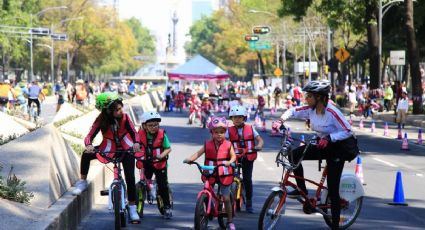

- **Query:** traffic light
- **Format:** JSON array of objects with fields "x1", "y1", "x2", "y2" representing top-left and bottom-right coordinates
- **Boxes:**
[
  {"x1": 30, "y1": 27, "x2": 50, "y2": 36},
  {"x1": 245, "y1": 34, "x2": 259, "y2": 42},
  {"x1": 252, "y1": 26, "x2": 271, "y2": 34}
]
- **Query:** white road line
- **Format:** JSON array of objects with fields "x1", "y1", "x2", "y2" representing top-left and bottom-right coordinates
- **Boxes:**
[
  {"x1": 257, "y1": 156, "x2": 265, "y2": 162},
  {"x1": 267, "y1": 167, "x2": 275, "y2": 171},
  {"x1": 416, "y1": 173, "x2": 423, "y2": 177},
  {"x1": 372, "y1": 157, "x2": 398, "y2": 167}
]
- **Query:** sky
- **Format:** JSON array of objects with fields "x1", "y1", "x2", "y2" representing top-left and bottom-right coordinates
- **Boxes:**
[{"x1": 106, "y1": 0, "x2": 209, "y2": 64}]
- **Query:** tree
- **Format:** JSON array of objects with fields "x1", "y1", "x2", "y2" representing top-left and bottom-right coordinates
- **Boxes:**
[
  {"x1": 125, "y1": 17, "x2": 156, "y2": 64},
  {"x1": 404, "y1": 0, "x2": 422, "y2": 114}
]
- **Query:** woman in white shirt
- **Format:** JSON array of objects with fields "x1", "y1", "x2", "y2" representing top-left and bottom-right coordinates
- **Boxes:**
[
  {"x1": 396, "y1": 90, "x2": 409, "y2": 129},
  {"x1": 279, "y1": 80, "x2": 359, "y2": 230}
]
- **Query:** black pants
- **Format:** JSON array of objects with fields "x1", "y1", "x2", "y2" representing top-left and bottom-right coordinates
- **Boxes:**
[
  {"x1": 80, "y1": 150, "x2": 136, "y2": 202},
  {"x1": 384, "y1": 99, "x2": 391, "y2": 111},
  {"x1": 28, "y1": 98, "x2": 40, "y2": 115},
  {"x1": 165, "y1": 96, "x2": 171, "y2": 112},
  {"x1": 143, "y1": 162, "x2": 171, "y2": 208},
  {"x1": 240, "y1": 158, "x2": 254, "y2": 202},
  {"x1": 290, "y1": 142, "x2": 345, "y2": 228}
]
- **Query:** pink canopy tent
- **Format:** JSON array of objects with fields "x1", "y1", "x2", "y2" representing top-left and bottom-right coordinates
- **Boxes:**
[{"x1": 167, "y1": 55, "x2": 230, "y2": 81}]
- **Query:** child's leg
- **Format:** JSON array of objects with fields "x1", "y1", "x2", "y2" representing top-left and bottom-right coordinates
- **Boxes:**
[
  {"x1": 155, "y1": 167, "x2": 171, "y2": 208},
  {"x1": 80, "y1": 150, "x2": 98, "y2": 179},
  {"x1": 220, "y1": 185, "x2": 233, "y2": 223},
  {"x1": 242, "y1": 159, "x2": 254, "y2": 209}
]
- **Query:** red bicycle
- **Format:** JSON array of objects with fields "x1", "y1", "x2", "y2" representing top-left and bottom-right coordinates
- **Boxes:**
[
  {"x1": 258, "y1": 125, "x2": 364, "y2": 230},
  {"x1": 185, "y1": 161, "x2": 235, "y2": 230}
]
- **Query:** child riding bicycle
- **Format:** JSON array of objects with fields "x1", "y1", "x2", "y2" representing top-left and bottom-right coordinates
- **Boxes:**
[
  {"x1": 72, "y1": 92, "x2": 141, "y2": 222},
  {"x1": 184, "y1": 116, "x2": 237, "y2": 230},
  {"x1": 137, "y1": 111, "x2": 173, "y2": 219},
  {"x1": 227, "y1": 105, "x2": 264, "y2": 213},
  {"x1": 278, "y1": 80, "x2": 359, "y2": 230}
]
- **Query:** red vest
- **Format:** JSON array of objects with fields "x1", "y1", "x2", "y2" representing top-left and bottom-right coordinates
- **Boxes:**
[
  {"x1": 96, "y1": 115, "x2": 135, "y2": 163},
  {"x1": 228, "y1": 124, "x2": 257, "y2": 161},
  {"x1": 138, "y1": 129, "x2": 167, "y2": 170},
  {"x1": 203, "y1": 140, "x2": 234, "y2": 186}
]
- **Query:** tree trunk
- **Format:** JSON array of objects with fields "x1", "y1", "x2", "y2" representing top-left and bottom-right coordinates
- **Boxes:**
[
  {"x1": 404, "y1": 0, "x2": 423, "y2": 114},
  {"x1": 365, "y1": 1, "x2": 380, "y2": 89}
]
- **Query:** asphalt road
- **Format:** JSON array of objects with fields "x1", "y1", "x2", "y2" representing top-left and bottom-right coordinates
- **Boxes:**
[{"x1": 78, "y1": 109, "x2": 425, "y2": 230}]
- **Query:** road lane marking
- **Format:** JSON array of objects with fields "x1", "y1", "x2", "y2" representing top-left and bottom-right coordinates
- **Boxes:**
[
  {"x1": 372, "y1": 157, "x2": 398, "y2": 167},
  {"x1": 416, "y1": 173, "x2": 423, "y2": 177},
  {"x1": 267, "y1": 167, "x2": 275, "y2": 171},
  {"x1": 257, "y1": 156, "x2": 265, "y2": 162}
]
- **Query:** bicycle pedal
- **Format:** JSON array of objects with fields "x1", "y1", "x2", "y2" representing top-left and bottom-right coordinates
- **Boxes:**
[{"x1": 100, "y1": 190, "x2": 109, "y2": 196}]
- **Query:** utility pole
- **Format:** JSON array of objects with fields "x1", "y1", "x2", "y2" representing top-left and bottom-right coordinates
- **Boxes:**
[{"x1": 172, "y1": 11, "x2": 178, "y2": 56}]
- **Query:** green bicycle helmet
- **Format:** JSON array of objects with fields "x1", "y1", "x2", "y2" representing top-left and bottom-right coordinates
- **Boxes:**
[{"x1": 95, "y1": 92, "x2": 122, "y2": 111}]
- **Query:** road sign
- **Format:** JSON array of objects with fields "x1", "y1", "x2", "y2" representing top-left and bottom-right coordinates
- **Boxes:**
[
  {"x1": 274, "y1": 67, "x2": 283, "y2": 76},
  {"x1": 335, "y1": 48, "x2": 350, "y2": 63},
  {"x1": 253, "y1": 26, "x2": 271, "y2": 35},
  {"x1": 248, "y1": 41, "x2": 272, "y2": 50},
  {"x1": 390, "y1": 50, "x2": 406, "y2": 65}
]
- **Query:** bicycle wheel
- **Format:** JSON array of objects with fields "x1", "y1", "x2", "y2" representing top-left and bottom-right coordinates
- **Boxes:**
[
  {"x1": 322, "y1": 195, "x2": 363, "y2": 230},
  {"x1": 136, "y1": 182, "x2": 146, "y2": 218},
  {"x1": 218, "y1": 192, "x2": 235, "y2": 229},
  {"x1": 112, "y1": 185, "x2": 121, "y2": 230},
  {"x1": 258, "y1": 191, "x2": 285, "y2": 230},
  {"x1": 194, "y1": 193, "x2": 209, "y2": 230}
]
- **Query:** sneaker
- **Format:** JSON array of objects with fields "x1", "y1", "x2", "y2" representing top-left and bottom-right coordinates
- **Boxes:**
[
  {"x1": 164, "y1": 208, "x2": 172, "y2": 219},
  {"x1": 128, "y1": 205, "x2": 140, "y2": 222},
  {"x1": 226, "y1": 222, "x2": 236, "y2": 230},
  {"x1": 72, "y1": 180, "x2": 88, "y2": 196}
]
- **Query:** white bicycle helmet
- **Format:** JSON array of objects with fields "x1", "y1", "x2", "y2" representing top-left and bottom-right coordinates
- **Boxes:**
[
  {"x1": 202, "y1": 94, "x2": 209, "y2": 99},
  {"x1": 141, "y1": 111, "x2": 161, "y2": 123},
  {"x1": 229, "y1": 105, "x2": 247, "y2": 117},
  {"x1": 302, "y1": 80, "x2": 331, "y2": 96}
]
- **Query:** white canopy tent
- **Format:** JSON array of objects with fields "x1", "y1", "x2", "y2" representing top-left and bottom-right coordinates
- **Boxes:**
[{"x1": 167, "y1": 55, "x2": 230, "y2": 81}]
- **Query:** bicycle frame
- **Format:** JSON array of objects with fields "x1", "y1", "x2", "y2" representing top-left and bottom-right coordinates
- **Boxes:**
[
  {"x1": 196, "y1": 179, "x2": 220, "y2": 217},
  {"x1": 107, "y1": 161, "x2": 127, "y2": 211}
]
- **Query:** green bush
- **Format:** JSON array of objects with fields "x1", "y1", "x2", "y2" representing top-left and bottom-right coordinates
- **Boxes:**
[
  {"x1": 69, "y1": 142, "x2": 85, "y2": 156},
  {"x1": 53, "y1": 115, "x2": 81, "y2": 127},
  {"x1": 0, "y1": 165, "x2": 34, "y2": 204}
]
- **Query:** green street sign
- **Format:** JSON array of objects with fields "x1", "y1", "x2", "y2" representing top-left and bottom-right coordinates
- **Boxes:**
[{"x1": 248, "y1": 41, "x2": 272, "y2": 50}]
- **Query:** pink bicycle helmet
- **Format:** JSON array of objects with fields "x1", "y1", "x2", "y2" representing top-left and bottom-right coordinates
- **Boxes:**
[{"x1": 208, "y1": 116, "x2": 228, "y2": 130}]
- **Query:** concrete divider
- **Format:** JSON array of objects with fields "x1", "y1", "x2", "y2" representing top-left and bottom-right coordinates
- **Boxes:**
[{"x1": 0, "y1": 112, "x2": 29, "y2": 141}]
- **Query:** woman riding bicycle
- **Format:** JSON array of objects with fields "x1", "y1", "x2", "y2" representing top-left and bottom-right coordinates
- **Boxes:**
[
  {"x1": 72, "y1": 92, "x2": 141, "y2": 222},
  {"x1": 278, "y1": 80, "x2": 359, "y2": 230}
]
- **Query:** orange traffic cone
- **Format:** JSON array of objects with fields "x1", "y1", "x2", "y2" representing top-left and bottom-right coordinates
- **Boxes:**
[
  {"x1": 388, "y1": 171, "x2": 408, "y2": 206},
  {"x1": 371, "y1": 120, "x2": 375, "y2": 133},
  {"x1": 397, "y1": 124, "x2": 402, "y2": 140},
  {"x1": 383, "y1": 122, "x2": 389, "y2": 136},
  {"x1": 401, "y1": 133, "x2": 409, "y2": 151},
  {"x1": 417, "y1": 128, "x2": 423, "y2": 145},
  {"x1": 359, "y1": 118, "x2": 364, "y2": 129},
  {"x1": 355, "y1": 156, "x2": 366, "y2": 185}
]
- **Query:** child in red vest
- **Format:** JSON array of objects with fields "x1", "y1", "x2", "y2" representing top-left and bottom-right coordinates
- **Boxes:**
[
  {"x1": 138, "y1": 111, "x2": 173, "y2": 219},
  {"x1": 227, "y1": 105, "x2": 264, "y2": 213},
  {"x1": 184, "y1": 116, "x2": 237, "y2": 230}
]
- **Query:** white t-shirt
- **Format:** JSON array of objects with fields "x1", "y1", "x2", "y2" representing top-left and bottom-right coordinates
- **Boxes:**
[{"x1": 281, "y1": 103, "x2": 353, "y2": 142}]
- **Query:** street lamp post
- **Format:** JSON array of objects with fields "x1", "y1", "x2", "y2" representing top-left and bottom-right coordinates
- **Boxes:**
[{"x1": 29, "y1": 6, "x2": 67, "y2": 82}]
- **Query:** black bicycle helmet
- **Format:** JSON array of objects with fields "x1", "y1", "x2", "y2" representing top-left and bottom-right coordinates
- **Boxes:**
[{"x1": 302, "y1": 80, "x2": 331, "y2": 96}]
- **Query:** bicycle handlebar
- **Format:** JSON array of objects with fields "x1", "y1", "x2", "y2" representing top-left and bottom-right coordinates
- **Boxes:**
[{"x1": 184, "y1": 161, "x2": 236, "y2": 176}]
